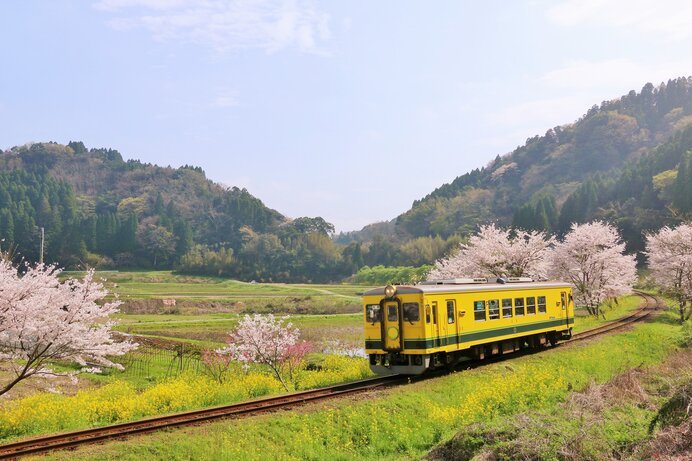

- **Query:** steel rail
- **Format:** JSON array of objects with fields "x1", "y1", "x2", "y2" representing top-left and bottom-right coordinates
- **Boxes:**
[
  {"x1": 0, "y1": 291, "x2": 663, "y2": 459},
  {"x1": 0, "y1": 375, "x2": 405, "y2": 459},
  {"x1": 569, "y1": 290, "x2": 660, "y2": 342}
]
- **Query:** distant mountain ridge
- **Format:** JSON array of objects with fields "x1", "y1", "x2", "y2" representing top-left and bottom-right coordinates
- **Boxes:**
[
  {"x1": 0, "y1": 143, "x2": 284, "y2": 266},
  {"x1": 344, "y1": 77, "x2": 692, "y2": 258},
  {"x1": 1, "y1": 77, "x2": 690, "y2": 280}
]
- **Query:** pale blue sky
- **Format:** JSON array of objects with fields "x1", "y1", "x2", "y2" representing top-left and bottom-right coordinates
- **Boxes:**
[{"x1": 1, "y1": 1, "x2": 690, "y2": 231}]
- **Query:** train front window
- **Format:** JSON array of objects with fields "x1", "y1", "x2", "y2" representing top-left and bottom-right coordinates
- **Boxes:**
[
  {"x1": 502, "y1": 299, "x2": 512, "y2": 318},
  {"x1": 366, "y1": 305, "x2": 381, "y2": 323},
  {"x1": 515, "y1": 298, "x2": 525, "y2": 316},
  {"x1": 488, "y1": 299, "x2": 500, "y2": 320},
  {"x1": 447, "y1": 300, "x2": 455, "y2": 324},
  {"x1": 474, "y1": 300, "x2": 486, "y2": 321},
  {"x1": 538, "y1": 296, "x2": 547, "y2": 313},
  {"x1": 403, "y1": 303, "x2": 420, "y2": 322},
  {"x1": 526, "y1": 297, "x2": 536, "y2": 315},
  {"x1": 387, "y1": 305, "x2": 398, "y2": 321}
]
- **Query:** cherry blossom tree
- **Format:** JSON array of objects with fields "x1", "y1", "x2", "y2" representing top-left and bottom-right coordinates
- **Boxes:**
[
  {"x1": 0, "y1": 261, "x2": 136, "y2": 396},
  {"x1": 645, "y1": 223, "x2": 692, "y2": 323},
  {"x1": 200, "y1": 349, "x2": 234, "y2": 384},
  {"x1": 550, "y1": 221, "x2": 637, "y2": 317},
  {"x1": 217, "y1": 314, "x2": 304, "y2": 390},
  {"x1": 429, "y1": 224, "x2": 555, "y2": 280}
]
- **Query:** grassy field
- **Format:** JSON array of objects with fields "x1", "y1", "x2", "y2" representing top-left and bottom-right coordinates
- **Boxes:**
[
  {"x1": 37, "y1": 310, "x2": 688, "y2": 460},
  {"x1": 90, "y1": 270, "x2": 365, "y2": 298},
  {"x1": 115, "y1": 313, "x2": 363, "y2": 346},
  {"x1": 73, "y1": 271, "x2": 369, "y2": 316}
]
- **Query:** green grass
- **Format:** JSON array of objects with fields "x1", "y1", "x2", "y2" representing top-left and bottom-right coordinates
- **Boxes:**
[
  {"x1": 43, "y1": 310, "x2": 687, "y2": 461},
  {"x1": 2, "y1": 356, "x2": 373, "y2": 442},
  {"x1": 76, "y1": 270, "x2": 369, "y2": 317},
  {"x1": 86, "y1": 270, "x2": 367, "y2": 300},
  {"x1": 115, "y1": 313, "x2": 363, "y2": 345},
  {"x1": 572, "y1": 294, "x2": 643, "y2": 333},
  {"x1": 430, "y1": 346, "x2": 691, "y2": 460}
]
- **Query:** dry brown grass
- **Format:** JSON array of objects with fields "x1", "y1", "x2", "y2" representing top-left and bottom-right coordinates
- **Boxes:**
[{"x1": 428, "y1": 348, "x2": 692, "y2": 461}]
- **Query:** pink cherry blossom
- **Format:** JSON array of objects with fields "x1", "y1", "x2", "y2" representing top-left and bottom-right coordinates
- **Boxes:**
[
  {"x1": 0, "y1": 262, "x2": 137, "y2": 396},
  {"x1": 550, "y1": 221, "x2": 637, "y2": 317},
  {"x1": 429, "y1": 224, "x2": 555, "y2": 280},
  {"x1": 645, "y1": 223, "x2": 692, "y2": 323},
  {"x1": 217, "y1": 314, "x2": 304, "y2": 390}
]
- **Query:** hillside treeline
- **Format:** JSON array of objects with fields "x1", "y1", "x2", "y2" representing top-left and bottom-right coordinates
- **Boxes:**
[
  {"x1": 389, "y1": 78, "x2": 692, "y2": 250},
  {"x1": 3, "y1": 78, "x2": 691, "y2": 281},
  {"x1": 0, "y1": 143, "x2": 458, "y2": 281}
]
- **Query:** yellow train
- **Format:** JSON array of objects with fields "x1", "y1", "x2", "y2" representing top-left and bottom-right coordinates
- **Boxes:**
[{"x1": 363, "y1": 278, "x2": 574, "y2": 374}]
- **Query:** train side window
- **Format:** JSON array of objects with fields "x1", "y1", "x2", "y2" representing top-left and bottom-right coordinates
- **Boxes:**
[
  {"x1": 447, "y1": 300, "x2": 455, "y2": 324},
  {"x1": 502, "y1": 298, "x2": 512, "y2": 318},
  {"x1": 425, "y1": 304, "x2": 431, "y2": 323},
  {"x1": 432, "y1": 302, "x2": 438, "y2": 324},
  {"x1": 514, "y1": 298, "x2": 525, "y2": 316},
  {"x1": 488, "y1": 299, "x2": 500, "y2": 320},
  {"x1": 366, "y1": 304, "x2": 381, "y2": 323},
  {"x1": 473, "y1": 300, "x2": 486, "y2": 321},
  {"x1": 403, "y1": 303, "x2": 420, "y2": 322},
  {"x1": 387, "y1": 305, "x2": 397, "y2": 321},
  {"x1": 526, "y1": 297, "x2": 536, "y2": 315},
  {"x1": 538, "y1": 296, "x2": 547, "y2": 313}
]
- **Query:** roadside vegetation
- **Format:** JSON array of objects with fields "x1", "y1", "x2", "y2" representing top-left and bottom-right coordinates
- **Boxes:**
[
  {"x1": 0, "y1": 355, "x2": 372, "y2": 442},
  {"x1": 36, "y1": 311, "x2": 688, "y2": 461},
  {"x1": 430, "y1": 336, "x2": 691, "y2": 460}
]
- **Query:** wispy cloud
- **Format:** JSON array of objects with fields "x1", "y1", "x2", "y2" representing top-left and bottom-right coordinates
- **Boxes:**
[
  {"x1": 93, "y1": 0, "x2": 331, "y2": 54},
  {"x1": 210, "y1": 89, "x2": 240, "y2": 108},
  {"x1": 546, "y1": 0, "x2": 692, "y2": 41}
]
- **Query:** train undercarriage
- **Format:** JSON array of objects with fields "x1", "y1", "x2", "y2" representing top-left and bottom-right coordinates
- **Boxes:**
[{"x1": 369, "y1": 329, "x2": 573, "y2": 375}]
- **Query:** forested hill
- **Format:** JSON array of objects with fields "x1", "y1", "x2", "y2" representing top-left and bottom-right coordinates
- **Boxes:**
[
  {"x1": 0, "y1": 144, "x2": 340, "y2": 281},
  {"x1": 349, "y1": 78, "x2": 692, "y2": 258}
]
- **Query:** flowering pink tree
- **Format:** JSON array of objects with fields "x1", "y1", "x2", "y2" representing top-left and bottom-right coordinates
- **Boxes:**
[
  {"x1": 217, "y1": 314, "x2": 306, "y2": 390},
  {"x1": 645, "y1": 223, "x2": 692, "y2": 323},
  {"x1": 200, "y1": 349, "x2": 234, "y2": 384},
  {"x1": 550, "y1": 221, "x2": 637, "y2": 317},
  {"x1": 429, "y1": 224, "x2": 555, "y2": 280},
  {"x1": 0, "y1": 262, "x2": 136, "y2": 396}
]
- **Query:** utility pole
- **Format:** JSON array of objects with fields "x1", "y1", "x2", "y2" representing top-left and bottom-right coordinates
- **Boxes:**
[{"x1": 39, "y1": 227, "x2": 44, "y2": 265}]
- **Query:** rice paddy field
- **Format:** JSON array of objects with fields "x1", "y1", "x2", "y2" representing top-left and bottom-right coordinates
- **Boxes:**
[{"x1": 36, "y1": 308, "x2": 691, "y2": 461}]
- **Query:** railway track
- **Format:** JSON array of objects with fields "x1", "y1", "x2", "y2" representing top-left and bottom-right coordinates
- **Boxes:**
[
  {"x1": 0, "y1": 291, "x2": 663, "y2": 459},
  {"x1": 0, "y1": 375, "x2": 406, "y2": 460},
  {"x1": 569, "y1": 290, "x2": 660, "y2": 342}
]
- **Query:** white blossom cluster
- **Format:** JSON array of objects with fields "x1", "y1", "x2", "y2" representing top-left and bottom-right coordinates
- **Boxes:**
[
  {"x1": 645, "y1": 223, "x2": 692, "y2": 322},
  {"x1": 551, "y1": 221, "x2": 637, "y2": 310},
  {"x1": 0, "y1": 262, "x2": 136, "y2": 396},
  {"x1": 429, "y1": 221, "x2": 640, "y2": 313},
  {"x1": 429, "y1": 224, "x2": 555, "y2": 280}
]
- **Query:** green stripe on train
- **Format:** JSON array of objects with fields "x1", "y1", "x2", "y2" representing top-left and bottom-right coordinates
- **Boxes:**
[{"x1": 365, "y1": 317, "x2": 574, "y2": 350}]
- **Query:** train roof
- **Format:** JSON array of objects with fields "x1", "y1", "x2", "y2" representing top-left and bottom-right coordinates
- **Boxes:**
[{"x1": 362, "y1": 281, "x2": 572, "y2": 297}]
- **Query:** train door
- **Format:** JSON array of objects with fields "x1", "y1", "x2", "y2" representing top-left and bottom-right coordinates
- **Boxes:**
[
  {"x1": 431, "y1": 301, "x2": 440, "y2": 347},
  {"x1": 383, "y1": 300, "x2": 402, "y2": 350},
  {"x1": 446, "y1": 300, "x2": 459, "y2": 348},
  {"x1": 560, "y1": 291, "x2": 568, "y2": 326}
]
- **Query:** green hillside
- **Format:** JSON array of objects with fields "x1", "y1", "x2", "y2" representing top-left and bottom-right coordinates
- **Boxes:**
[
  {"x1": 345, "y1": 77, "x2": 692, "y2": 261},
  {"x1": 0, "y1": 144, "x2": 346, "y2": 281}
]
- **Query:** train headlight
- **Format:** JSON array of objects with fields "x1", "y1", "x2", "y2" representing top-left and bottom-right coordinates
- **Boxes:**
[{"x1": 384, "y1": 284, "x2": 397, "y2": 299}]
